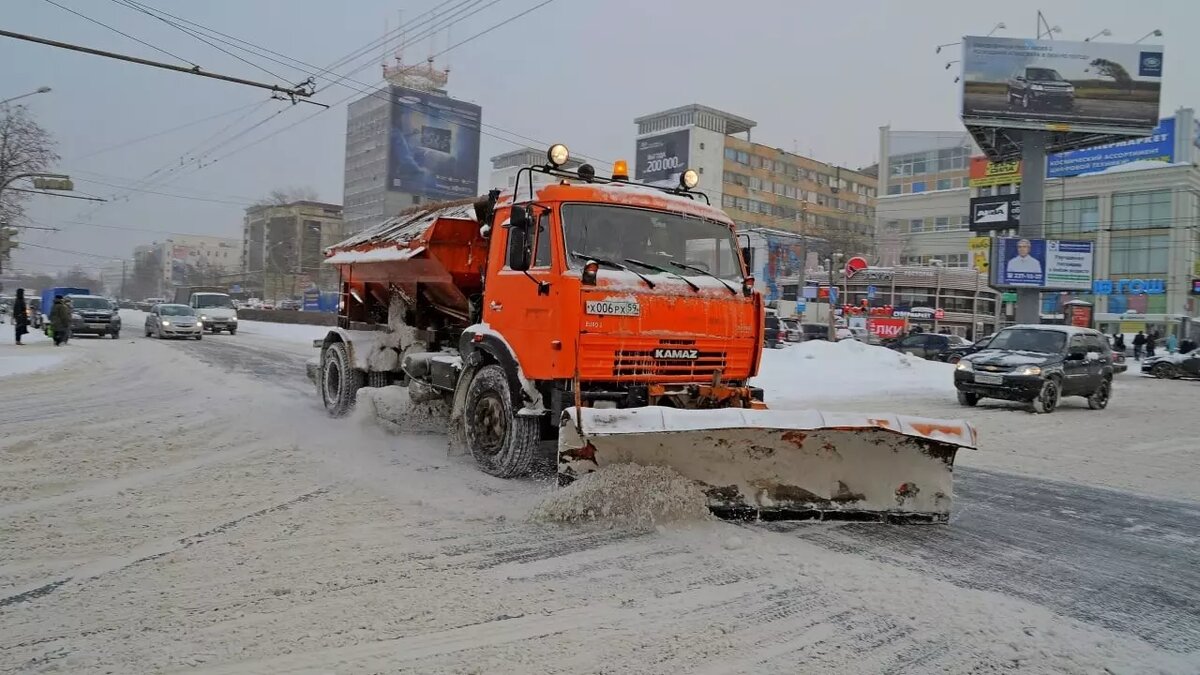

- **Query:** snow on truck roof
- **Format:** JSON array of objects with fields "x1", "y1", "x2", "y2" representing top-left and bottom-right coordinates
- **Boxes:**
[{"x1": 324, "y1": 182, "x2": 731, "y2": 263}]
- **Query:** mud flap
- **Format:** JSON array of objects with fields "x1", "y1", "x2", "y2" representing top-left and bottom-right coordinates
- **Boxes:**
[{"x1": 559, "y1": 407, "x2": 976, "y2": 523}]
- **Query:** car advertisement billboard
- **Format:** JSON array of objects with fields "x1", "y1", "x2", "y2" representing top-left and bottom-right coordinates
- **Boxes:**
[
  {"x1": 993, "y1": 237, "x2": 1094, "y2": 290},
  {"x1": 961, "y1": 36, "x2": 1163, "y2": 135},
  {"x1": 969, "y1": 194, "x2": 1021, "y2": 232},
  {"x1": 634, "y1": 129, "x2": 690, "y2": 185},
  {"x1": 387, "y1": 86, "x2": 482, "y2": 200},
  {"x1": 1046, "y1": 116, "x2": 1175, "y2": 177}
]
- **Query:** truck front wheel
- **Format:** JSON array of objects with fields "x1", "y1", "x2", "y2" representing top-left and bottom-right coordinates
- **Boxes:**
[
  {"x1": 464, "y1": 364, "x2": 538, "y2": 478},
  {"x1": 321, "y1": 341, "x2": 363, "y2": 417}
]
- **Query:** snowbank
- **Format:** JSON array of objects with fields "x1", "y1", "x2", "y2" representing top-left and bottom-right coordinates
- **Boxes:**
[
  {"x1": 531, "y1": 464, "x2": 712, "y2": 530},
  {"x1": 753, "y1": 339, "x2": 954, "y2": 406},
  {"x1": 0, "y1": 323, "x2": 66, "y2": 379},
  {"x1": 235, "y1": 319, "x2": 332, "y2": 345}
]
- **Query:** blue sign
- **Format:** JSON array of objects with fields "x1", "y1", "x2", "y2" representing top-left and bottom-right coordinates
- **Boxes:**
[
  {"x1": 388, "y1": 86, "x2": 482, "y2": 200},
  {"x1": 1047, "y1": 117, "x2": 1175, "y2": 177},
  {"x1": 1139, "y1": 51, "x2": 1164, "y2": 77},
  {"x1": 867, "y1": 285, "x2": 877, "y2": 300},
  {"x1": 1092, "y1": 278, "x2": 1165, "y2": 295},
  {"x1": 795, "y1": 301, "x2": 807, "y2": 313},
  {"x1": 829, "y1": 287, "x2": 838, "y2": 305}
]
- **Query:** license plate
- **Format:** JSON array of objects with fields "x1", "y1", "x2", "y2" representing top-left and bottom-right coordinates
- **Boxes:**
[
  {"x1": 87, "y1": 323, "x2": 108, "y2": 329},
  {"x1": 585, "y1": 300, "x2": 640, "y2": 317},
  {"x1": 975, "y1": 373, "x2": 1003, "y2": 385}
]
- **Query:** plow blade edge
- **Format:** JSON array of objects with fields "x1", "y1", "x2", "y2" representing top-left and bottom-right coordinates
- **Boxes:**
[{"x1": 559, "y1": 407, "x2": 976, "y2": 523}]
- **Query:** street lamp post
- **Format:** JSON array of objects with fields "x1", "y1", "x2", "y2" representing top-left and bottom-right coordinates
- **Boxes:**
[
  {"x1": 0, "y1": 86, "x2": 51, "y2": 106},
  {"x1": 1135, "y1": 29, "x2": 1163, "y2": 43},
  {"x1": 1084, "y1": 29, "x2": 1112, "y2": 41},
  {"x1": 826, "y1": 253, "x2": 843, "y2": 341}
]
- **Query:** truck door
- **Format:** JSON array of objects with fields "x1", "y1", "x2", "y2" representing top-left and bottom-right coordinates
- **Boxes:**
[{"x1": 482, "y1": 209, "x2": 560, "y2": 379}]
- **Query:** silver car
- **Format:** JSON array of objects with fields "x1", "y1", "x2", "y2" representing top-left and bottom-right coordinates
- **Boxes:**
[{"x1": 145, "y1": 303, "x2": 202, "y2": 340}]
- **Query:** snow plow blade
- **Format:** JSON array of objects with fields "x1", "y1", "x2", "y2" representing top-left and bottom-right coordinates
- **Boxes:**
[{"x1": 559, "y1": 407, "x2": 976, "y2": 523}]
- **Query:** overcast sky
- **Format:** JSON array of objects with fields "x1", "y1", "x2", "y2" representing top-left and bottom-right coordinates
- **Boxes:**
[{"x1": 4, "y1": 0, "x2": 1196, "y2": 275}]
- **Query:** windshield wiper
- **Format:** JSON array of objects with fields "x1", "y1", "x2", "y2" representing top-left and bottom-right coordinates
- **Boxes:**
[
  {"x1": 570, "y1": 251, "x2": 654, "y2": 289},
  {"x1": 668, "y1": 261, "x2": 737, "y2": 295},
  {"x1": 624, "y1": 258, "x2": 699, "y2": 292}
]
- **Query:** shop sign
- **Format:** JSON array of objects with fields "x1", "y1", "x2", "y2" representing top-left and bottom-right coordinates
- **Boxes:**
[
  {"x1": 868, "y1": 317, "x2": 907, "y2": 339},
  {"x1": 1091, "y1": 278, "x2": 1166, "y2": 295}
]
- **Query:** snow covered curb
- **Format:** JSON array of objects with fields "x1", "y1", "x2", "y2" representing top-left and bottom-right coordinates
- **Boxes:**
[{"x1": 0, "y1": 324, "x2": 70, "y2": 379}]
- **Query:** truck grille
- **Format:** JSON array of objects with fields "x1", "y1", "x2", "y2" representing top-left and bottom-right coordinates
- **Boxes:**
[{"x1": 579, "y1": 336, "x2": 753, "y2": 381}]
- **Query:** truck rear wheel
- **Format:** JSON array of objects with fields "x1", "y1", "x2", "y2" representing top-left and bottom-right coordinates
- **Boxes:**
[
  {"x1": 464, "y1": 364, "x2": 538, "y2": 478},
  {"x1": 321, "y1": 341, "x2": 363, "y2": 417}
]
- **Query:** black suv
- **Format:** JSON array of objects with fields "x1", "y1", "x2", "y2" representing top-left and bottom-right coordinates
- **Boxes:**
[
  {"x1": 66, "y1": 294, "x2": 122, "y2": 339},
  {"x1": 954, "y1": 325, "x2": 1113, "y2": 413},
  {"x1": 1007, "y1": 67, "x2": 1075, "y2": 111}
]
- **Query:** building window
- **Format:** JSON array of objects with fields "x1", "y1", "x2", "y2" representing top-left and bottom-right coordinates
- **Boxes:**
[
  {"x1": 1045, "y1": 197, "x2": 1100, "y2": 237},
  {"x1": 937, "y1": 178, "x2": 952, "y2": 190},
  {"x1": 997, "y1": 184, "x2": 1013, "y2": 196},
  {"x1": 935, "y1": 217, "x2": 950, "y2": 231},
  {"x1": 1112, "y1": 190, "x2": 1171, "y2": 231},
  {"x1": 1110, "y1": 234, "x2": 1169, "y2": 275},
  {"x1": 958, "y1": 215, "x2": 970, "y2": 230},
  {"x1": 749, "y1": 177, "x2": 762, "y2": 191},
  {"x1": 724, "y1": 148, "x2": 738, "y2": 161},
  {"x1": 737, "y1": 151, "x2": 749, "y2": 165},
  {"x1": 722, "y1": 194, "x2": 736, "y2": 208},
  {"x1": 909, "y1": 218, "x2": 924, "y2": 233},
  {"x1": 887, "y1": 184, "x2": 901, "y2": 195}
]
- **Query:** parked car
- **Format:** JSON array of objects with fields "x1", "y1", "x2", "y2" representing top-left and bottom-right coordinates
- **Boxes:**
[
  {"x1": 1007, "y1": 66, "x2": 1075, "y2": 111},
  {"x1": 954, "y1": 325, "x2": 1113, "y2": 413},
  {"x1": 849, "y1": 327, "x2": 882, "y2": 345},
  {"x1": 144, "y1": 303, "x2": 202, "y2": 340},
  {"x1": 66, "y1": 294, "x2": 122, "y2": 338},
  {"x1": 780, "y1": 318, "x2": 802, "y2": 343},
  {"x1": 1141, "y1": 351, "x2": 1200, "y2": 379},
  {"x1": 890, "y1": 333, "x2": 972, "y2": 361},
  {"x1": 764, "y1": 314, "x2": 783, "y2": 348},
  {"x1": 28, "y1": 298, "x2": 43, "y2": 329},
  {"x1": 278, "y1": 298, "x2": 302, "y2": 311},
  {"x1": 797, "y1": 323, "x2": 831, "y2": 341},
  {"x1": 944, "y1": 333, "x2": 995, "y2": 364},
  {"x1": 1102, "y1": 335, "x2": 1128, "y2": 374}
]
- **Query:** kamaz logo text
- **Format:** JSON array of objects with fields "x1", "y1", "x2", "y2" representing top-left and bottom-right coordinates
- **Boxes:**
[{"x1": 653, "y1": 348, "x2": 699, "y2": 360}]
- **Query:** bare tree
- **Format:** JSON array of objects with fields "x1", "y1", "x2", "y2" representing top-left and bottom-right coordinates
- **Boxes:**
[
  {"x1": 58, "y1": 265, "x2": 99, "y2": 290},
  {"x1": 0, "y1": 105, "x2": 59, "y2": 226},
  {"x1": 254, "y1": 186, "x2": 319, "y2": 206}
]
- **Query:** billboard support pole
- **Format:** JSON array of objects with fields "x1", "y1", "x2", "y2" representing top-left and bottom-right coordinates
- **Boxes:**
[{"x1": 1015, "y1": 130, "x2": 1048, "y2": 324}]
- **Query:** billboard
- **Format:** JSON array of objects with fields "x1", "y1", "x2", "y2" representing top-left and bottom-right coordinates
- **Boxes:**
[
  {"x1": 962, "y1": 37, "x2": 1163, "y2": 134},
  {"x1": 993, "y1": 237, "x2": 1094, "y2": 290},
  {"x1": 969, "y1": 194, "x2": 1021, "y2": 231},
  {"x1": 968, "y1": 156, "x2": 1021, "y2": 187},
  {"x1": 1047, "y1": 117, "x2": 1174, "y2": 177},
  {"x1": 635, "y1": 130, "x2": 690, "y2": 185},
  {"x1": 388, "y1": 86, "x2": 482, "y2": 200}
]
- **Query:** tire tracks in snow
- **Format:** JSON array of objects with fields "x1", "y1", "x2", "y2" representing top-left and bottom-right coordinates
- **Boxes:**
[{"x1": 0, "y1": 488, "x2": 328, "y2": 612}]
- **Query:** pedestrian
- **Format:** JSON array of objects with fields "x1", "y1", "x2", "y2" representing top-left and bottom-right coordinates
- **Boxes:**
[
  {"x1": 13, "y1": 288, "x2": 29, "y2": 345},
  {"x1": 49, "y1": 295, "x2": 72, "y2": 346},
  {"x1": 1133, "y1": 331, "x2": 1146, "y2": 360},
  {"x1": 1167, "y1": 333, "x2": 1178, "y2": 354},
  {"x1": 1146, "y1": 330, "x2": 1157, "y2": 358},
  {"x1": 1114, "y1": 332, "x2": 1126, "y2": 354}
]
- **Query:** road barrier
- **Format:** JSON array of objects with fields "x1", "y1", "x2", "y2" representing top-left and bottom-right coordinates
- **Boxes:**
[{"x1": 236, "y1": 308, "x2": 337, "y2": 326}]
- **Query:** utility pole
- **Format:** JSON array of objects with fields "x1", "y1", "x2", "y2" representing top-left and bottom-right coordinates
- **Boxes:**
[
  {"x1": 826, "y1": 252, "x2": 843, "y2": 341},
  {"x1": 1015, "y1": 131, "x2": 1048, "y2": 325},
  {"x1": 120, "y1": 259, "x2": 127, "y2": 300}
]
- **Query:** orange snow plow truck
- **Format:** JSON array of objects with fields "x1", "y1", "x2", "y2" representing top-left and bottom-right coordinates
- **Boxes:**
[{"x1": 308, "y1": 145, "x2": 975, "y2": 522}]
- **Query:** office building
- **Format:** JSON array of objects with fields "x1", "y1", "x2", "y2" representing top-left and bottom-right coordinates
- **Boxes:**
[
  {"x1": 489, "y1": 147, "x2": 583, "y2": 192},
  {"x1": 242, "y1": 201, "x2": 344, "y2": 300},
  {"x1": 343, "y1": 57, "x2": 482, "y2": 234}
]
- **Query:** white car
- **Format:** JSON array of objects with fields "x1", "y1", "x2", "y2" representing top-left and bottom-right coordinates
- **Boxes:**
[{"x1": 145, "y1": 303, "x2": 202, "y2": 340}]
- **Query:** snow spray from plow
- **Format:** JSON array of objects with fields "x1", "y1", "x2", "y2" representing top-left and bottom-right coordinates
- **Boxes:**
[{"x1": 559, "y1": 408, "x2": 977, "y2": 523}]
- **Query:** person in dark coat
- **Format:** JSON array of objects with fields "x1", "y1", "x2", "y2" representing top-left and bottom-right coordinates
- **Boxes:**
[
  {"x1": 1113, "y1": 333, "x2": 1126, "y2": 353},
  {"x1": 1146, "y1": 330, "x2": 1158, "y2": 358},
  {"x1": 13, "y1": 288, "x2": 29, "y2": 345},
  {"x1": 1132, "y1": 331, "x2": 1146, "y2": 360},
  {"x1": 49, "y1": 295, "x2": 72, "y2": 346}
]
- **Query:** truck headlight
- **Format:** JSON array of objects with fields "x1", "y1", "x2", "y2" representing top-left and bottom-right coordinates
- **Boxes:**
[
  {"x1": 956, "y1": 360, "x2": 973, "y2": 372},
  {"x1": 1013, "y1": 365, "x2": 1042, "y2": 376},
  {"x1": 200, "y1": 315, "x2": 208, "y2": 321},
  {"x1": 1030, "y1": 84, "x2": 1045, "y2": 91},
  {"x1": 161, "y1": 321, "x2": 170, "y2": 326}
]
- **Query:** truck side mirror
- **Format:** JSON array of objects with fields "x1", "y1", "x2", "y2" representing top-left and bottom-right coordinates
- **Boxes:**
[
  {"x1": 506, "y1": 216, "x2": 532, "y2": 272},
  {"x1": 509, "y1": 204, "x2": 531, "y2": 230}
]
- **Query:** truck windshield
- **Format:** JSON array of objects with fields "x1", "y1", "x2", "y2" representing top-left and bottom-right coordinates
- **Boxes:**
[
  {"x1": 194, "y1": 295, "x2": 233, "y2": 308},
  {"x1": 988, "y1": 329, "x2": 1066, "y2": 354},
  {"x1": 560, "y1": 204, "x2": 743, "y2": 281},
  {"x1": 1026, "y1": 68, "x2": 1064, "y2": 81}
]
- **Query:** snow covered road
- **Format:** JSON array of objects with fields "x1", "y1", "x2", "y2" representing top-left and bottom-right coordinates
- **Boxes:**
[{"x1": 1, "y1": 329, "x2": 1197, "y2": 672}]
